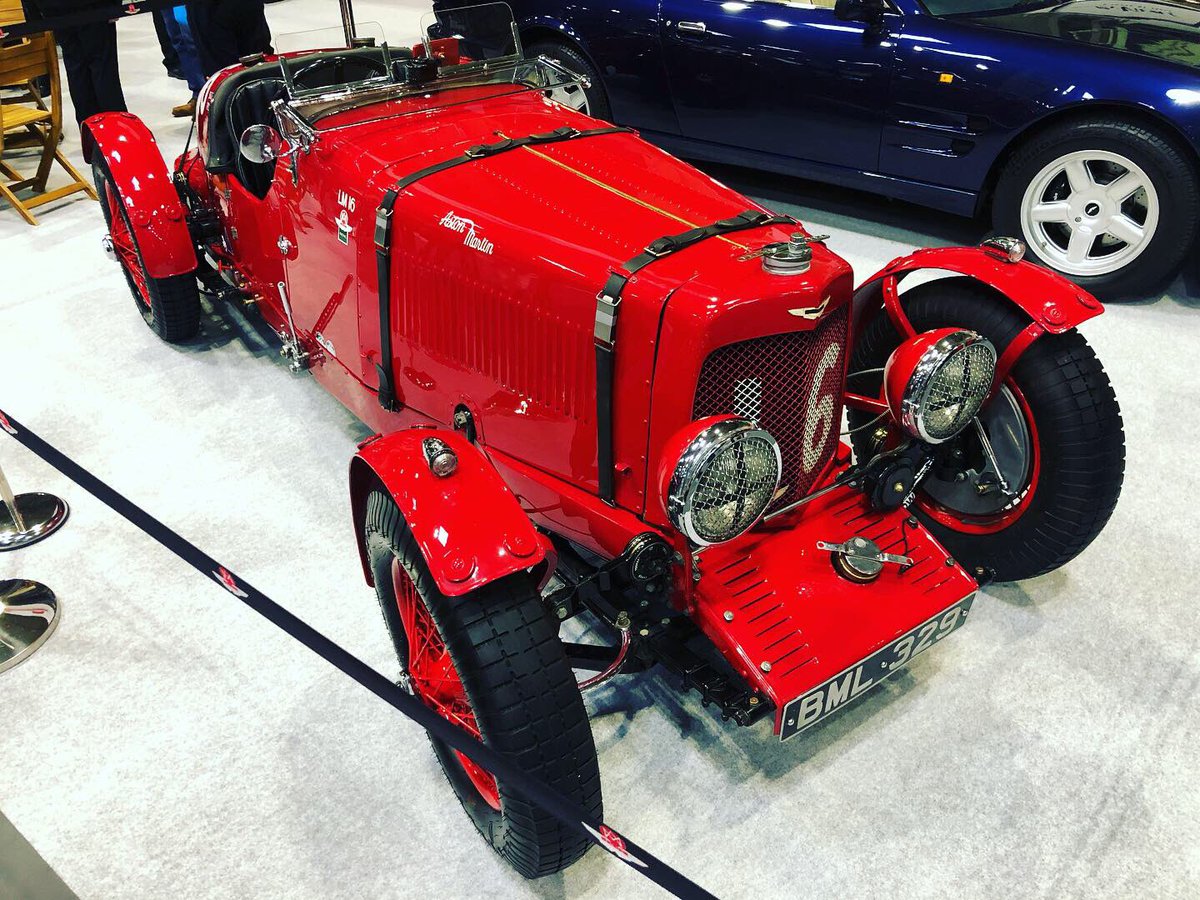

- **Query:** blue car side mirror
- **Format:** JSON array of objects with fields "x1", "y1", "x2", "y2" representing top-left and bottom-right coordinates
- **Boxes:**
[{"x1": 834, "y1": 0, "x2": 887, "y2": 28}]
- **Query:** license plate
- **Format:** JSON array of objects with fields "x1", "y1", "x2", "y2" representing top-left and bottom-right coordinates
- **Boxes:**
[{"x1": 779, "y1": 593, "x2": 976, "y2": 742}]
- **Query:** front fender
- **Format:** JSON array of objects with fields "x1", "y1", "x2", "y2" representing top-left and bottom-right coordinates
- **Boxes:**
[
  {"x1": 854, "y1": 245, "x2": 1103, "y2": 339},
  {"x1": 86, "y1": 112, "x2": 195, "y2": 279},
  {"x1": 349, "y1": 430, "x2": 546, "y2": 598},
  {"x1": 852, "y1": 245, "x2": 1104, "y2": 388}
]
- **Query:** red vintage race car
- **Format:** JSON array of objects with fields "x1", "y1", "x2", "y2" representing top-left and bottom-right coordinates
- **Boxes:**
[{"x1": 85, "y1": 2, "x2": 1125, "y2": 878}]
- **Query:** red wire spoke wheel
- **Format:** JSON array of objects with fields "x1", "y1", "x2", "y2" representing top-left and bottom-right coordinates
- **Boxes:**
[
  {"x1": 849, "y1": 277, "x2": 1124, "y2": 581},
  {"x1": 91, "y1": 158, "x2": 202, "y2": 343},
  {"x1": 391, "y1": 559, "x2": 500, "y2": 811},
  {"x1": 363, "y1": 489, "x2": 602, "y2": 877}
]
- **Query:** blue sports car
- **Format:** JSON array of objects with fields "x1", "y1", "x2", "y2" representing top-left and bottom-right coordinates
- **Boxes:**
[{"x1": 440, "y1": 0, "x2": 1200, "y2": 297}]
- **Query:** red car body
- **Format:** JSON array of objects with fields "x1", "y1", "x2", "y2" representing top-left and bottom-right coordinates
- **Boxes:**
[{"x1": 86, "y1": 38, "x2": 1103, "y2": 739}]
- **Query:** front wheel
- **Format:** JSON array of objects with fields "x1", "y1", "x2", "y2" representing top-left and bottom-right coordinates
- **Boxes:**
[
  {"x1": 93, "y1": 158, "x2": 201, "y2": 343},
  {"x1": 992, "y1": 117, "x2": 1199, "y2": 299},
  {"x1": 363, "y1": 489, "x2": 602, "y2": 878},
  {"x1": 849, "y1": 279, "x2": 1126, "y2": 582}
]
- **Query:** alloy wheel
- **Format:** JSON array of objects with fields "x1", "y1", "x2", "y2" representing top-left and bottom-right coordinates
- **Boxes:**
[
  {"x1": 1019, "y1": 149, "x2": 1159, "y2": 277},
  {"x1": 543, "y1": 63, "x2": 590, "y2": 114}
]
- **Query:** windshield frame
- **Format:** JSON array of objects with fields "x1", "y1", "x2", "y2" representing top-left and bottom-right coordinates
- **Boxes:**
[{"x1": 280, "y1": 55, "x2": 587, "y2": 134}]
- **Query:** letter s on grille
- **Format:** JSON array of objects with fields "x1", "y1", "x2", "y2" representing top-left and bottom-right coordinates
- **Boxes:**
[{"x1": 693, "y1": 307, "x2": 849, "y2": 506}]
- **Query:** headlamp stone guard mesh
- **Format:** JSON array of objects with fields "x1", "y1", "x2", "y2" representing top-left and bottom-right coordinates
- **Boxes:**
[
  {"x1": 903, "y1": 332, "x2": 997, "y2": 444},
  {"x1": 693, "y1": 307, "x2": 849, "y2": 506},
  {"x1": 689, "y1": 434, "x2": 780, "y2": 543},
  {"x1": 667, "y1": 420, "x2": 782, "y2": 546},
  {"x1": 923, "y1": 342, "x2": 995, "y2": 440}
]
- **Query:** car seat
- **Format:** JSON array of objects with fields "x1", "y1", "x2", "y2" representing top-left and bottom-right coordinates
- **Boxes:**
[{"x1": 226, "y1": 77, "x2": 287, "y2": 199}]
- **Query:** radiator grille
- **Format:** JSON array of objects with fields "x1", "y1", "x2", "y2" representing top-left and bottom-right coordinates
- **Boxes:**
[{"x1": 693, "y1": 306, "x2": 848, "y2": 505}]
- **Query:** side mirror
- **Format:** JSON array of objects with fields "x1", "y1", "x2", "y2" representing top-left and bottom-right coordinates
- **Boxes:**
[
  {"x1": 239, "y1": 124, "x2": 283, "y2": 164},
  {"x1": 834, "y1": 0, "x2": 886, "y2": 26}
]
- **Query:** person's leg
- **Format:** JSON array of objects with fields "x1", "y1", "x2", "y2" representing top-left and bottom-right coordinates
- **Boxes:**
[
  {"x1": 186, "y1": 0, "x2": 238, "y2": 78},
  {"x1": 53, "y1": 27, "x2": 100, "y2": 160},
  {"x1": 53, "y1": 28, "x2": 97, "y2": 126},
  {"x1": 171, "y1": 7, "x2": 207, "y2": 94},
  {"x1": 82, "y1": 21, "x2": 127, "y2": 117},
  {"x1": 153, "y1": 10, "x2": 183, "y2": 78},
  {"x1": 235, "y1": 0, "x2": 274, "y2": 58}
]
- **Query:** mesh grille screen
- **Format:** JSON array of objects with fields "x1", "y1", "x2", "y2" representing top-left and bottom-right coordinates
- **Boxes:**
[
  {"x1": 923, "y1": 342, "x2": 994, "y2": 441},
  {"x1": 693, "y1": 307, "x2": 848, "y2": 505}
]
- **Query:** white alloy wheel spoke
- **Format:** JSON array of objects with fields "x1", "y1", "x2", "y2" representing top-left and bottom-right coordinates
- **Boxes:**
[
  {"x1": 1105, "y1": 214, "x2": 1145, "y2": 246},
  {"x1": 1105, "y1": 171, "x2": 1145, "y2": 204},
  {"x1": 566, "y1": 88, "x2": 587, "y2": 111},
  {"x1": 1063, "y1": 159, "x2": 1093, "y2": 194},
  {"x1": 1066, "y1": 226, "x2": 1095, "y2": 263},
  {"x1": 1030, "y1": 200, "x2": 1071, "y2": 223}
]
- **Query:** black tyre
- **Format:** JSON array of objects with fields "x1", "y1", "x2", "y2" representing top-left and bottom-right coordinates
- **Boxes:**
[
  {"x1": 93, "y1": 158, "x2": 201, "y2": 343},
  {"x1": 849, "y1": 278, "x2": 1125, "y2": 582},
  {"x1": 993, "y1": 117, "x2": 1199, "y2": 299},
  {"x1": 526, "y1": 41, "x2": 612, "y2": 120},
  {"x1": 363, "y1": 489, "x2": 602, "y2": 877}
]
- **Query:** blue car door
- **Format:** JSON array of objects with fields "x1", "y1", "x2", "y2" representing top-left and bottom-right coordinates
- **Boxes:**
[{"x1": 659, "y1": 0, "x2": 902, "y2": 172}]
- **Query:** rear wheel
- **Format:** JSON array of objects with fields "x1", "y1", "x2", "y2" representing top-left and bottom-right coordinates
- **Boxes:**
[
  {"x1": 93, "y1": 159, "x2": 201, "y2": 343},
  {"x1": 849, "y1": 279, "x2": 1125, "y2": 582},
  {"x1": 363, "y1": 489, "x2": 602, "y2": 877},
  {"x1": 526, "y1": 41, "x2": 611, "y2": 120}
]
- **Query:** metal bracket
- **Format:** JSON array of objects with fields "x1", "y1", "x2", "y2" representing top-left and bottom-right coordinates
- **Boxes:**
[
  {"x1": 275, "y1": 280, "x2": 311, "y2": 372},
  {"x1": 593, "y1": 291, "x2": 620, "y2": 349},
  {"x1": 817, "y1": 538, "x2": 912, "y2": 569}
]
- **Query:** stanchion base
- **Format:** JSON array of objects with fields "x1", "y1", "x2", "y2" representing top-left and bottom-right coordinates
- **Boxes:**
[
  {"x1": 0, "y1": 493, "x2": 69, "y2": 551},
  {"x1": 0, "y1": 580, "x2": 60, "y2": 674}
]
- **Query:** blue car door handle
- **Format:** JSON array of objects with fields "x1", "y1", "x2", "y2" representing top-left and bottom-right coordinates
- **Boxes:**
[{"x1": 677, "y1": 21, "x2": 707, "y2": 33}]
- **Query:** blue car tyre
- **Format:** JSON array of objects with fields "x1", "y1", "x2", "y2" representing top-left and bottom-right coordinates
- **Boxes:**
[
  {"x1": 526, "y1": 40, "x2": 611, "y2": 120},
  {"x1": 992, "y1": 117, "x2": 1199, "y2": 298}
]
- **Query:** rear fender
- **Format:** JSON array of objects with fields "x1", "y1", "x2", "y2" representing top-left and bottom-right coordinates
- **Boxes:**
[
  {"x1": 86, "y1": 112, "x2": 195, "y2": 279},
  {"x1": 852, "y1": 245, "x2": 1104, "y2": 390},
  {"x1": 349, "y1": 430, "x2": 547, "y2": 598}
]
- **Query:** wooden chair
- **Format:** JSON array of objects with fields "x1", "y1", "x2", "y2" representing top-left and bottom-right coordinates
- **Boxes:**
[
  {"x1": 0, "y1": 6, "x2": 95, "y2": 225},
  {"x1": 0, "y1": 0, "x2": 53, "y2": 145}
]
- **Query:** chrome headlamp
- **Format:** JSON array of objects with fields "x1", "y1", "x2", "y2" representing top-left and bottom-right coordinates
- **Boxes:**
[
  {"x1": 885, "y1": 329, "x2": 997, "y2": 444},
  {"x1": 665, "y1": 418, "x2": 782, "y2": 547}
]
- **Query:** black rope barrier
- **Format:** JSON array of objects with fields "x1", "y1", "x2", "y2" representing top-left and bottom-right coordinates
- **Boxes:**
[
  {"x1": 0, "y1": 1, "x2": 181, "y2": 41},
  {"x1": 0, "y1": 409, "x2": 718, "y2": 899}
]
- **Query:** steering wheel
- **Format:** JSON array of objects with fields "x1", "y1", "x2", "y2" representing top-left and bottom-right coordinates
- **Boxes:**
[{"x1": 292, "y1": 54, "x2": 388, "y2": 90}]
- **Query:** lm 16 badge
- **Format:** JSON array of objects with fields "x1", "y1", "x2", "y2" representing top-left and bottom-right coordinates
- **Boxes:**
[{"x1": 335, "y1": 191, "x2": 355, "y2": 245}]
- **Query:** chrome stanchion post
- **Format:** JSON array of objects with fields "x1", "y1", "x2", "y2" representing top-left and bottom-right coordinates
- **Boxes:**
[
  {"x1": 0, "y1": 579, "x2": 60, "y2": 673},
  {"x1": 0, "y1": 460, "x2": 69, "y2": 551}
]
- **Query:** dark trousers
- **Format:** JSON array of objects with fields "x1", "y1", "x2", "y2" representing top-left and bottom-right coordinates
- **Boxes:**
[
  {"x1": 187, "y1": 1, "x2": 272, "y2": 77},
  {"x1": 55, "y1": 21, "x2": 127, "y2": 160},
  {"x1": 161, "y1": 7, "x2": 205, "y2": 94},
  {"x1": 153, "y1": 9, "x2": 181, "y2": 74}
]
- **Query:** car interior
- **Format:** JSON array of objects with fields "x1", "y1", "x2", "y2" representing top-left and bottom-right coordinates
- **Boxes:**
[{"x1": 206, "y1": 46, "x2": 406, "y2": 198}]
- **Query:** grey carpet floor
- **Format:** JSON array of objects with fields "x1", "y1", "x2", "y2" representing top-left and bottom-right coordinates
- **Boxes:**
[{"x1": 1, "y1": 2, "x2": 1198, "y2": 898}]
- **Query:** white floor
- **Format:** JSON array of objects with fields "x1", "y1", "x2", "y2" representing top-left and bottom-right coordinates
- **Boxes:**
[{"x1": 2, "y1": 3, "x2": 1199, "y2": 899}]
